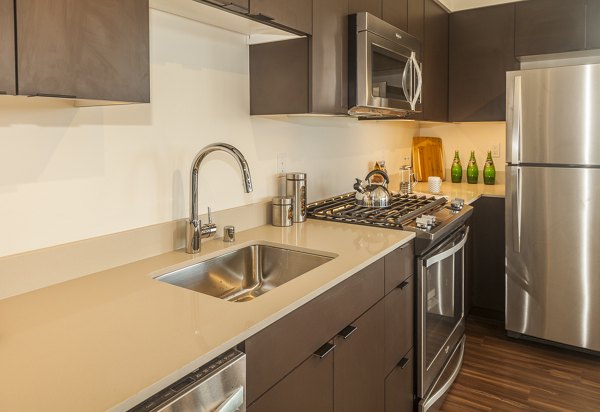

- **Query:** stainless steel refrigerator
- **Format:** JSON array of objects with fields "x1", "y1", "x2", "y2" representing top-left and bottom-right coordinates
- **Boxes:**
[{"x1": 506, "y1": 64, "x2": 600, "y2": 353}]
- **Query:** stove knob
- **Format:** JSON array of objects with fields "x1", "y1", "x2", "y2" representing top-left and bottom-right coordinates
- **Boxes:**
[
  {"x1": 450, "y1": 198, "x2": 465, "y2": 212},
  {"x1": 422, "y1": 214, "x2": 436, "y2": 225},
  {"x1": 416, "y1": 217, "x2": 430, "y2": 230}
]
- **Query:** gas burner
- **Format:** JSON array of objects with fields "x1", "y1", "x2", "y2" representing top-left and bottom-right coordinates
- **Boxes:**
[{"x1": 307, "y1": 192, "x2": 473, "y2": 254}]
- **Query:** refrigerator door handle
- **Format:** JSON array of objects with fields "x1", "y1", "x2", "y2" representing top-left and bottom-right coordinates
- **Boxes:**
[
  {"x1": 511, "y1": 167, "x2": 522, "y2": 253},
  {"x1": 510, "y1": 76, "x2": 522, "y2": 164}
]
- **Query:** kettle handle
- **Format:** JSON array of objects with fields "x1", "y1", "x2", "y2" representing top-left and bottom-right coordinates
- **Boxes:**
[{"x1": 365, "y1": 169, "x2": 390, "y2": 185}]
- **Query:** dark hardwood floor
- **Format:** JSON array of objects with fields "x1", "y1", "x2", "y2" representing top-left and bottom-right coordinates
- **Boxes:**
[{"x1": 442, "y1": 318, "x2": 600, "y2": 411}]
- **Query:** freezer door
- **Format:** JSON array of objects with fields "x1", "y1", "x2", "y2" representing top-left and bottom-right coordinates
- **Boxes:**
[
  {"x1": 506, "y1": 166, "x2": 600, "y2": 352},
  {"x1": 507, "y1": 64, "x2": 600, "y2": 166}
]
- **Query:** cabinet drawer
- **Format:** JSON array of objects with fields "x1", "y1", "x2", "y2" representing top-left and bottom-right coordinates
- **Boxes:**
[
  {"x1": 245, "y1": 258, "x2": 385, "y2": 404},
  {"x1": 385, "y1": 348, "x2": 415, "y2": 412},
  {"x1": 247, "y1": 348, "x2": 334, "y2": 412},
  {"x1": 384, "y1": 276, "x2": 414, "y2": 375},
  {"x1": 384, "y1": 241, "x2": 414, "y2": 295}
]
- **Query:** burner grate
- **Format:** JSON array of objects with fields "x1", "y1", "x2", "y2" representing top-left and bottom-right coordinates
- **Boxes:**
[{"x1": 307, "y1": 192, "x2": 445, "y2": 230}]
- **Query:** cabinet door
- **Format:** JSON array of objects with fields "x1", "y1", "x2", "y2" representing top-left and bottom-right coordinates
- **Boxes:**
[
  {"x1": 407, "y1": 0, "x2": 424, "y2": 41},
  {"x1": 449, "y1": 4, "x2": 518, "y2": 122},
  {"x1": 0, "y1": 0, "x2": 15, "y2": 95},
  {"x1": 421, "y1": 0, "x2": 448, "y2": 122},
  {"x1": 515, "y1": 0, "x2": 586, "y2": 56},
  {"x1": 247, "y1": 348, "x2": 334, "y2": 412},
  {"x1": 384, "y1": 276, "x2": 414, "y2": 375},
  {"x1": 334, "y1": 300, "x2": 385, "y2": 412},
  {"x1": 250, "y1": 0, "x2": 312, "y2": 34},
  {"x1": 16, "y1": 0, "x2": 149, "y2": 102},
  {"x1": 205, "y1": 0, "x2": 249, "y2": 13},
  {"x1": 311, "y1": 0, "x2": 348, "y2": 114},
  {"x1": 245, "y1": 259, "x2": 384, "y2": 404},
  {"x1": 348, "y1": 0, "x2": 382, "y2": 18},
  {"x1": 587, "y1": 0, "x2": 600, "y2": 50},
  {"x1": 382, "y1": 0, "x2": 408, "y2": 31},
  {"x1": 385, "y1": 349, "x2": 415, "y2": 412},
  {"x1": 469, "y1": 197, "x2": 505, "y2": 318}
]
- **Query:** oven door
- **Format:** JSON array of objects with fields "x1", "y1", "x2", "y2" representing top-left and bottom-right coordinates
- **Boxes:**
[
  {"x1": 350, "y1": 29, "x2": 422, "y2": 116},
  {"x1": 417, "y1": 226, "x2": 468, "y2": 404}
]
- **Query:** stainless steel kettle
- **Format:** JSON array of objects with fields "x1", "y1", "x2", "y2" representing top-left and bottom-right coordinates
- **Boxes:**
[{"x1": 354, "y1": 170, "x2": 392, "y2": 208}]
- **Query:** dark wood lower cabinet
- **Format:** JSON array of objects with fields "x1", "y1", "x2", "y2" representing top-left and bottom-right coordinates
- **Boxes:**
[
  {"x1": 469, "y1": 196, "x2": 505, "y2": 319},
  {"x1": 247, "y1": 349, "x2": 334, "y2": 412},
  {"x1": 385, "y1": 349, "x2": 415, "y2": 412},
  {"x1": 245, "y1": 244, "x2": 415, "y2": 411},
  {"x1": 334, "y1": 300, "x2": 385, "y2": 412}
]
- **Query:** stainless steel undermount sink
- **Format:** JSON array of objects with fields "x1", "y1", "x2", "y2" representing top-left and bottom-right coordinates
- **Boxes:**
[{"x1": 155, "y1": 243, "x2": 335, "y2": 302}]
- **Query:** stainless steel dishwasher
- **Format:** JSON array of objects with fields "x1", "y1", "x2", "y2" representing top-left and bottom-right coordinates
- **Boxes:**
[{"x1": 129, "y1": 349, "x2": 246, "y2": 412}]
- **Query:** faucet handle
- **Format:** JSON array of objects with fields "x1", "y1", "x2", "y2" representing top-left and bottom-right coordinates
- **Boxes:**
[{"x1": 207, "y1": 206, "x2": 213, "y2": 224}]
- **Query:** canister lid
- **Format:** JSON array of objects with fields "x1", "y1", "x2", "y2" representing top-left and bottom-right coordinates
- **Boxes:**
[
  {"x1": 286, "y1": 172, "x2": 306, "y2": 180},
  {"x1": 272, "y1": 196, "x2": 293, "y2": 205}
]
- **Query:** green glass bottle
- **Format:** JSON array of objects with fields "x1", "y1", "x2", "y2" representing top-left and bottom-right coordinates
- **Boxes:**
[
  {"x1": 483, "y1": 150, "x2": 496, "y2": 185},
  {"x1": 467, "y1": 151, "x2": 478, "y2": 184},
  {"x1": 451, "y1": 151, "x2": 462, "y2": 183}
]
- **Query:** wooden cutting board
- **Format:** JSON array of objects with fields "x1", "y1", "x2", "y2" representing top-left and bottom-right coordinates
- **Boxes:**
[{"x1": 412, "y1": 136, "x2": 445, "y2": 182}]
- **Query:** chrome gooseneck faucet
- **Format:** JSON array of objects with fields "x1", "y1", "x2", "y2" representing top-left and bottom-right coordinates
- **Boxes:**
[{"x1": 186, "y1": 143, "x2": 253, "y2": 254}]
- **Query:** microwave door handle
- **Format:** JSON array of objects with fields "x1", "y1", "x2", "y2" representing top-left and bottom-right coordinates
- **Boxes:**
[
  {"x1": 402, "y1": 55, "x2": 413, "y2": 103},
  {"x1": 410, "y1": 52, "x2": 422, "y2": 110}
]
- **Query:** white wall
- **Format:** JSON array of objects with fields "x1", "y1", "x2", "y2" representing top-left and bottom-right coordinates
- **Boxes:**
[
  {"x1": 418, "y1": 122, "x2": 506, "y2": 172},
  {"x1": 0, "y1": 10, "x2": 418, "y2": 258}
]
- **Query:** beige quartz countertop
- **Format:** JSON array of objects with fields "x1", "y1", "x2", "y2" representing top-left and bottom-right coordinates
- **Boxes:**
[
  {"x1": 413, "y1": 181, "x2": 505, "y2": 204},
  {"x1": 0, "y1": 220, "x2": 414, "y2": 412}
]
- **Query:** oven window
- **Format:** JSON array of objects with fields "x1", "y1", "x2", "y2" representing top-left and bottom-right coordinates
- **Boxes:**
[
  {"x1": 371, "y1": 44, "x2": 410, "y2": 101},
  {"x1": 424, "y1": 248, "x2": 464, "y2": 370}
]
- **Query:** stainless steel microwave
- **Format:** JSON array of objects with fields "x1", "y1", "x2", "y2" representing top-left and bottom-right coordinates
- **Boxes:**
[{"x1": 348, "y1": 12, "x2": 423, "y2": 118}]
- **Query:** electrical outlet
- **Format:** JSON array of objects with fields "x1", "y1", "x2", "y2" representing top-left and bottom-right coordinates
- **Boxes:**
[
  {"x1": 276, "y1": 153, "x2": 287, "y2": 174},
  {"x1": 492, "y1": 143, "x2": 501, "y2": 158}
]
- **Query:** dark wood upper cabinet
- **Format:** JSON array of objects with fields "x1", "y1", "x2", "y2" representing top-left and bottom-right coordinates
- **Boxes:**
[
  {"x1": 16, "y1": 0, "x2": 150, "y2": 103},
  {"x1": 204, "y1": 0, "x2": 249, "y2": 14},
  {"x1": 348, "y1": 0, "x2": 382, "y2": 18},
  {"x1": 250, "y1": 0, "x2": 348, "y2": 115},
  {"x1": 382, "y1": 0, "x2": 408, "y2": 31},
  {"x1": 250, "y1": 0, "x2": 312, "y2": 34},
  {"x1": 407, "y1": 0, "x2": 424, "y2": 40},
  {"x1": 515, "y1": 0, "x2": 586, "y2": 56},
  {"x1": 421, "y1": 0, "x2": 448, "y2": 122},
  {"x1": 587, "y1": 0, "x2": 600, "y2": 50},
  {"x1": 0, "y1": 0, "x2": 16, "y2": 95},
  {"x1": 449, "y1": 4, "x2": 518, "y2": 122}
]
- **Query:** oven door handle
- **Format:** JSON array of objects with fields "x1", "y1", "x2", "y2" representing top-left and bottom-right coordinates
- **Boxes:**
[{"x1": 424, "y1": 226, "x2": 469, "y2": 268}]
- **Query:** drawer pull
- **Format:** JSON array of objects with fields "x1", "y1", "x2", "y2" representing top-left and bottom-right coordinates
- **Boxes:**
[
  {"x1": 250, "y1": 13, "x2": 275, "y2": 22},
  {"x1": 397, "y1": 280, "x2": 410, "y2": 290},
  {"x1": 337, "y1": 325, "x2": 358, "y2": 340},
  {"x1": 313, "y1": 342, "x2": 335, "y2": 359},
  {"x1": 398, "y1": 357, "x2": 410, "y2": 369}
]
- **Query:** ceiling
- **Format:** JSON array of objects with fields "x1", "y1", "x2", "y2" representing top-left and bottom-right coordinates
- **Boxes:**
[{"x1": 438, "y1": 0, "x2": 526, "y2": 12}]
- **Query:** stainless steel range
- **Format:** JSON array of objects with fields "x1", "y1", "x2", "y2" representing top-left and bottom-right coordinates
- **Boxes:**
[{"x1": 307, "y1": 192, "x2": 473, "y2": 412}]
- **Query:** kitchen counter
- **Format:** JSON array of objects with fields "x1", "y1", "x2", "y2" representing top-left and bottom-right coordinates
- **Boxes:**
[
  {"x1": 413, "y1": 181, "x2": 505, "y2": 204},
  {"x1": 0, "y1": 220, "x2": 414, "y2": 412}
]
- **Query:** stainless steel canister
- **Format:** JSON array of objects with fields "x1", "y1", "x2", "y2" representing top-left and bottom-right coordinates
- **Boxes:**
[
  {"x1": 272, "y1": 196, "x2": 293, "y2": 227},
  {"x1": 286, "y1": 172, "x2": 306, "y2": 223}
]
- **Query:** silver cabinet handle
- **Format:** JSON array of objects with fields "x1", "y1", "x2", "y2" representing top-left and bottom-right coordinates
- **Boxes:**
[
  {"x1": 313, "y1": 342, "x2": 335, "y2": 359},
  {"x1": 337, "y1": 325, "x2": 358, "y2": 340},
  {"x1": 397, "y1": 280, "x2": 410, "y2": 290},
  {"x1": 215, "y1": 386, "x2": 244, "y2": 412}
]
